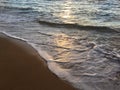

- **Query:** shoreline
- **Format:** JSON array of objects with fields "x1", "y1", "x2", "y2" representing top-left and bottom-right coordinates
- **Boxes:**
[{"x1": 0, "y1": 33, "x2": 76, "y2": 90}]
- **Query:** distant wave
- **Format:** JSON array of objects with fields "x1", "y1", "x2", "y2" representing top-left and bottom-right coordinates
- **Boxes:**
[
  {"x1": 0, "y1": 5, "x2": 34, "y2": 11},
  {"x1": 38, "y1": 20, "x2": 120, "y2": 33},
  {"x1": 0, "y1": 5, "x2": 40, "y2": 23}
]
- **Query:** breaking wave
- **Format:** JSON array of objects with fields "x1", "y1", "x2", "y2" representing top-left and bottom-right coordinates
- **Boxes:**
[{"x1": 38, "y1": 20, "x2": 120, "y2": 33}]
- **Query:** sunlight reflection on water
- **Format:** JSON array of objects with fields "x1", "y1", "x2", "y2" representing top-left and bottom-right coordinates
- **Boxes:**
[
  {"x1": 53, "y1": 33, "x2": 74, "y2": 62},
  {"x1": 53, "y1": 1, "x2": 75, "y2": 24},
  {"x1": 0, "y1": 0, "x2": 120, "y2": 27}
]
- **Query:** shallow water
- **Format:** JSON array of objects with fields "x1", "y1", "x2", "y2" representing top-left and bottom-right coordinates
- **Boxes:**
[{"x1": 0, "y1": 0, "x2": 120, "y2": 90}]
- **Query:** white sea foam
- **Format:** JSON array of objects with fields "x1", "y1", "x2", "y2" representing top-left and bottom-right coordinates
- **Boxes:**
[
  {"x1": 0, "y1": 31, "x2": 71, "y2": 80},
  {"x1": 1, "y1": 19, "x2": 120, "y2": 89}
]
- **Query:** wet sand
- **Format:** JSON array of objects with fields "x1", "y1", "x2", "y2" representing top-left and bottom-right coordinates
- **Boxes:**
[{"x1": 0, "y1": 33, "x2": 76, "y2": 90}]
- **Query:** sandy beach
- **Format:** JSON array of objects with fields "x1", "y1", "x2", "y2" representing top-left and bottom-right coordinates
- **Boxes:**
[{"x1": 0, "y1": 33, "x2": 76, "y2": 90}]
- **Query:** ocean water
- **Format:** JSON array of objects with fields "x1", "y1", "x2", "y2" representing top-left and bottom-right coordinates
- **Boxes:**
[{"x1": 0, "y1": 0, "x2": 120, "y2": 90}]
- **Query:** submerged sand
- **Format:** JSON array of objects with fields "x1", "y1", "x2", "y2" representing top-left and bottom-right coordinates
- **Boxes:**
[{"x1": 0, "y1": 33, "x2": 76, "y2": 90}]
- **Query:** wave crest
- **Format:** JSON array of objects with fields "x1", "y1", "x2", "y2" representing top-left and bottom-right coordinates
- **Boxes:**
[{"x1": 38, "y1": 20, "x2": 120, "y2": 33}]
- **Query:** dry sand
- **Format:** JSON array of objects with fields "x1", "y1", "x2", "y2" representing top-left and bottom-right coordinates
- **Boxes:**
[{"x1": 0, "y1": 33, "x2": 76, "y2": 90}]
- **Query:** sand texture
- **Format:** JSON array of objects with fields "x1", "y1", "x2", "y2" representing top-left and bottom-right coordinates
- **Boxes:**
[{"x1": 0, "y1": 33, "x2": 76, "y2": 90}]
